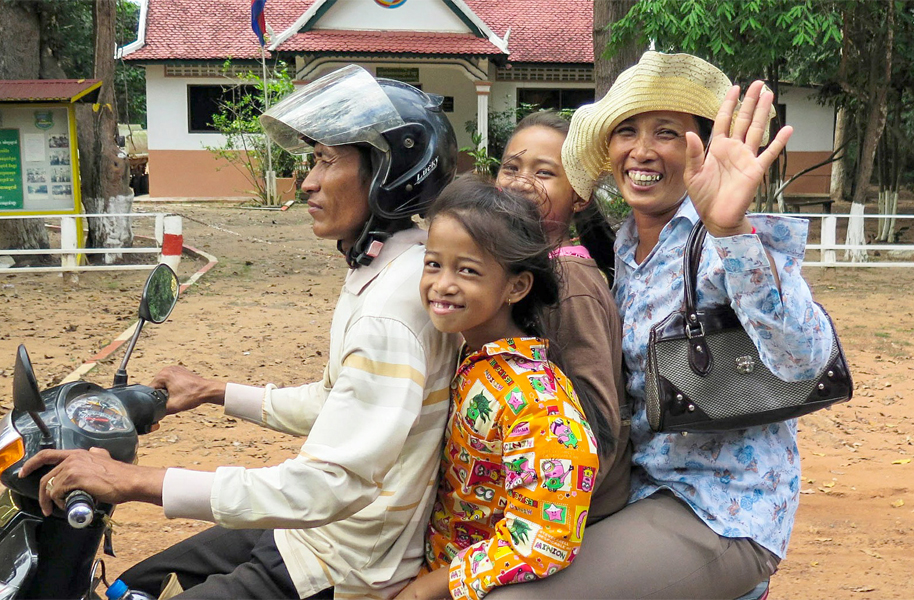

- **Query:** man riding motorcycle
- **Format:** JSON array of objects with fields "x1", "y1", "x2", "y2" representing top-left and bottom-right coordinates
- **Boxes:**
[{"x1": 21, "y1": 65, "x2": 460, "y2": 600}]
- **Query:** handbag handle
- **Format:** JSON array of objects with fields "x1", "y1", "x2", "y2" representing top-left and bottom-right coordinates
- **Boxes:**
[
  {"x1": 682, "y1": 221, "x2": 712, "y2": 375},
  {"x1": 683, "y1": 221, "x2": 709, "y2": 336}
]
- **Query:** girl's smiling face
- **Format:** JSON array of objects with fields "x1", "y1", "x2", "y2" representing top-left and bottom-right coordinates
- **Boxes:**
[
  {"x1": 608, "y1": 111, "x2": 699, "y2": 219},
  {"x1": 497, "y1": 125, "x2": 586, "y2": 245},
  {"x1": 420, "y1": 214, "x2": 531, "y2": 350}
]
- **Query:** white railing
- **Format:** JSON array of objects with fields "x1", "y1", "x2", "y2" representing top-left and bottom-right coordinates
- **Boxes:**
[
  {"x1": 759, "y1": 212, "x2": 914, "y2": 268},
  {"x1": 0, "y1": 213, "x2": 181, "y2": 273}
]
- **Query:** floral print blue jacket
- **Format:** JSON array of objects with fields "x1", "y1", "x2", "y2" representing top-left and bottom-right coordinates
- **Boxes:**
[{"x1": 613, "y1": 200, "x2": 833, "y2": 558}]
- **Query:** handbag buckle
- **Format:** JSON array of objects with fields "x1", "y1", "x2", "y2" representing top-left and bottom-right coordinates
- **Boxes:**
[{"x1": 685, "y1": 321, "x2": 704, "y2": 340}]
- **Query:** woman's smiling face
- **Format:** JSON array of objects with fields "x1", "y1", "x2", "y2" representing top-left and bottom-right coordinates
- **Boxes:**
[{"x1": 608, "y1": 111, "x2": 700, "y2": 218}]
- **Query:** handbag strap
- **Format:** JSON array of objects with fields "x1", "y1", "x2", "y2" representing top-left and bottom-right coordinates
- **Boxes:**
[{"x1": 683, "y1": 221, "x2": 709, "y2": 336}]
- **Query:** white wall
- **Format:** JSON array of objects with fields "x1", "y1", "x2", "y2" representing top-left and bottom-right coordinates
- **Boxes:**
[
  {"x1": 147, "y1": 62, "x2": 834, "y2": 157},
  {"x1": 145, "y1": 65, "x2": 234, "y2": 151},
  {"x1": 318, "y1": 0, "x2": 469, "y2": 32},
  {"x1": 780, "y1": 85, "x2": 835, "y2": 152}
]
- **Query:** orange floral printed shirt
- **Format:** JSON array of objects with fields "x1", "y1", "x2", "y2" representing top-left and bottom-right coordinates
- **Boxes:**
[{"x1": 426, "y1": 337, "x2": 600, "y2": 600}]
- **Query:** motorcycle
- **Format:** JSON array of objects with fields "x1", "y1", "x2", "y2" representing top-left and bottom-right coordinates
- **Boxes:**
[{"x1": 0, "y1": 264, "x2": 179, "y2": 600}]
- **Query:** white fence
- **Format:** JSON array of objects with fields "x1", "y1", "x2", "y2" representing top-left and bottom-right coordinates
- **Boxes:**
[
  {"x1": 759, "y1": 212, "x2": 914, "y2": 268},
  {"x1": 0, "y1": 213, "x2": 182, "y2": 273}
]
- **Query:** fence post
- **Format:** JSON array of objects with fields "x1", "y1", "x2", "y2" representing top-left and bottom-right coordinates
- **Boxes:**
[
  {"x1": 154, "y1": 213, "x2": 164, "y2": 246},
  {"x1": 60, "y1": 216, "x2": 78, "y2": 271},
  {"x1": 822, "y1": 215, "x2": 837, "y2": 266},
  {"x1": 159, "y1": 215, "x2": 183, "y2": 270}
]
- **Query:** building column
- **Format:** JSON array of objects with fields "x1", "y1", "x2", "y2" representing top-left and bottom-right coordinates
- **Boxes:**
[{"x1": 474, "y1": 80, "x2": 491, "y2": 150}]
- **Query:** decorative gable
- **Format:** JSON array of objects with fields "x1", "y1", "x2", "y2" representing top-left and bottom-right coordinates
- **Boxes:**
[{"x1": 270, "y1": 0, "x2": 506, "y2": 54}]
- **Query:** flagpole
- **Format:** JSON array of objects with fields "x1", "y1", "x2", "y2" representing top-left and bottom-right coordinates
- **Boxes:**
[{"x1": 260, "y1": 42, "x2": 275, "y2": 205}]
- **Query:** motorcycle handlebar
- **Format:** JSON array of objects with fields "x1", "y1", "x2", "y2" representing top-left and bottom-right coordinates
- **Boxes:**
[
  {"x1": 112, "y1": 385, "x2": 169, "y2": 434},
  {"x1": 65, "y1": 489, "x2": 95, "y2": 528}
]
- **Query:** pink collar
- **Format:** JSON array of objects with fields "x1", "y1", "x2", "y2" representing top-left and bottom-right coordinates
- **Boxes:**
[{"x1": 550, "y1": 244, "x2": 592, "y2": 260}]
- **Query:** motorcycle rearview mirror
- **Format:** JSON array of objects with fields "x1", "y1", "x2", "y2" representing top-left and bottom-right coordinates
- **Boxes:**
[
  {"x1": 13, "y1": 344, "x2": 54, "y2": 446},
  {"x1": 138, "y1": 263, "x2": 180, "y2": 325},
  {"x1": 113, "y1": 264, "x2": 180, "y2": 387}
]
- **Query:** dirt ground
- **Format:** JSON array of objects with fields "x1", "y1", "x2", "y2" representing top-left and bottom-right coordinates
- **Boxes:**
[{"x1": 1, "y1": 200, "x2": 912, "y2": 599}]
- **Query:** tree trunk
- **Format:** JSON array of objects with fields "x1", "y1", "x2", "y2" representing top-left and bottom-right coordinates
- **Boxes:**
[
  {"x1": 593, "y1": 0, "x2": 641, "y2": 98},
  {"x1": 850, "y1": 0, "x2": 893, "y2": 208},
  {"x1": 0, "y1": 0, "x2": 52, "y2": 265},
  {"x1": 829, "y1": 106, "x2": 849, "y2": 203},
  {"x1": 80, "y1": 0, "x2": 133, "y2": 264}
]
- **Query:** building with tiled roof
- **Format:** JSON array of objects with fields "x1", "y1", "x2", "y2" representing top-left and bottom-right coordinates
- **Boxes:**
[{"x1": 124, "y1": 0, "x2": 833, "y2": 198}]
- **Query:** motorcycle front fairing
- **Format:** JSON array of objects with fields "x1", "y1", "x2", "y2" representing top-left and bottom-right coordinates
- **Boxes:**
[
  {"x1": 0, "y1": 489, "x2": 40, "y2": 600},
  {"x1": 0, "y1": 382, "x2": 139, "y2": 499}
]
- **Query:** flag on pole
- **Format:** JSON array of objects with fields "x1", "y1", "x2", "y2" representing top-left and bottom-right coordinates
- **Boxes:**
[{"x1": 251, "y1": 0, "x2": 267, "y2": 46}]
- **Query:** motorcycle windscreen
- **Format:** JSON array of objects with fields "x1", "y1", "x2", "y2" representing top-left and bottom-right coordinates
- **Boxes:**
[{"x1": 259, "y1": 64, "x2": 404, "y2": 155}]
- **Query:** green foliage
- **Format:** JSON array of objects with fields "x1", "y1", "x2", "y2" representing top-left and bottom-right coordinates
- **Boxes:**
[
  {"x1": 203, "y1": 60, "x2": 305, "y2": 205},
  {"x1": 115, "y1": 0, "x2": 146, "y2": 126},
  {"x1": 459, "y1": 132, "x2": 500, "y2": 176},
  {"x1": 33, "y1": 0, "x2": 146, "y2": 126},
  {"x1": 464, "y1": 103, "x2": 576, "y2": 175},
  {"x1": 606, "y1": 0, "x2": 842, "y2": 83},
  {"x1": 593, "y1": 185, "x2": 632, "y2": 221}
]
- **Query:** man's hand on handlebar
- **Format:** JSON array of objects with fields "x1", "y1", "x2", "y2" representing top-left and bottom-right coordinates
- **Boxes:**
[
  {"x1": 150, "y1": 365, "x2": 227, "y2": 414},
  {"x1": 19, "y1": 448, "x2": 166, "y2": 515}
]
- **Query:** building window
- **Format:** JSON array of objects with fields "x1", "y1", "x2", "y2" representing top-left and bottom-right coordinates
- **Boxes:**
[
  {"x1": 516, "y1": 88, "x2": 594, "y2": 111},
  {"x1": 187, "y1": 84, "x2": 260, "y2": 133}
]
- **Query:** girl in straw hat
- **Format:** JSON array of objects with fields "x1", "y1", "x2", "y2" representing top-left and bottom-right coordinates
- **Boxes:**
[
  {"x1": 497, "y1": 111, "x2": 631, "y2": 525},
  {"x1": 487, "y1": 51, "x2": 834, "y2": 599}
]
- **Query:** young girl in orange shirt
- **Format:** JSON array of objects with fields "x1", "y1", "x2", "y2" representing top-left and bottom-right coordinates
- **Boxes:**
[{"x1": 396, "y1": 175, "x2": 599, "y2": 600}]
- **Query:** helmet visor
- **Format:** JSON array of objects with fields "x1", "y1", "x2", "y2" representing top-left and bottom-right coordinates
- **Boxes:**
[{"x1": 260, "y1": 65, "x2": 404, "y2": 155}]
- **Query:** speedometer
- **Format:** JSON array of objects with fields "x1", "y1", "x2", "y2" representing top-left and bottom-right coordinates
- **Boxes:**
[{"x1": 65, "y1": 392, "x2": 131, "y2": 434}]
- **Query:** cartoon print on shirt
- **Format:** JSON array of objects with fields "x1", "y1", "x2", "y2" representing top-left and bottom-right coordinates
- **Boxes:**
[
  {"x1": 504, "y1": 453, "x2": 537, "y2": 489},
  {"x1": 507, "y1": 516, "x2": 534, "y2": 548},
  {"x1": 454, "y1": 521, "x2": 487, "y2": 548},
  {"x1": 549, "y1": 417, "x2": 579, "y2": 449},
  {"x1": 497, "y1": 564, "x2": 536, "y2": 585},
  {"x1": 505, "y1": 387, "x2": 527, "y2": 414},
  {"x1": 542, "y1": 502, "x2": 567, "y2": 524},
  {"x1": 469, "y1": 548, "x2": 492, "y2": 576},
  {"x1": 466, "y1": 459, "x2": 503, "y2": 491},
  {"x1": 528, "y1": 373, "x2": 556, "y2": 396},
  {"x1": 465, "y1": 391, "x2": 493, "y2": 430},
  {"x1": 576, "y1": 465, "x2": 595, "y2": 493},
  {"x1": 540, "y1": 459, "x2": 573, "y2": 492}
]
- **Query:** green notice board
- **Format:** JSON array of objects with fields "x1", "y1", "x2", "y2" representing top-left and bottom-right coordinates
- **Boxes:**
[{"x1": 0, "y1": 129, "x2": 23, "y2": 209}]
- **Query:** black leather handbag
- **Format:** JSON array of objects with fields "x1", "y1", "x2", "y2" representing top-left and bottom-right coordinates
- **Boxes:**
[{"x1": 644, "y1": 222, "x2": 853, "y2": 433}]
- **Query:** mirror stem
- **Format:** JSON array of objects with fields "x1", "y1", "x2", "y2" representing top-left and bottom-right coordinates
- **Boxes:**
[
  {"x1": 28, "y1": 411, "x2": 54, "y2": 448},
  {"x1": 114, "y1": 319, "x2": 147, "y2": 387}
]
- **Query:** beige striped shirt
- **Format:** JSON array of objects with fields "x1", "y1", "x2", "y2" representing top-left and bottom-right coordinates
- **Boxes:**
[{"x1": 162, "y1": 228, "x2": 459, "y2": 598}]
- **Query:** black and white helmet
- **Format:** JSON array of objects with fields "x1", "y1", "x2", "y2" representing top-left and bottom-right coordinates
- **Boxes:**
[{"x1": 260, "y1": 65, "x2": 457, "y2": 265}]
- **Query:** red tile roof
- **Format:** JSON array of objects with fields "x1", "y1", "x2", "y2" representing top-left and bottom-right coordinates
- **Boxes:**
[
  {"x1": 0, "y1": 79, "x2": 102, "y2": 103},
  {"x1": 126, "y1": 0, "x2": 594, "y2": 64},
  {"x1": 467, "y1": 0, "x2": 594, "y2": 64}
]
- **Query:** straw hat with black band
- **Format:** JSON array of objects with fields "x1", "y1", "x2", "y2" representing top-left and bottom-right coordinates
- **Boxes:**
[{"x1": 562, "y1": 51, "x2": 775, "y2": 202}]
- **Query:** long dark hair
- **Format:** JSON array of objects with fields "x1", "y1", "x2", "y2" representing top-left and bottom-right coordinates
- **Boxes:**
[
  {"x1": 428, "y1": 174, "x2": 613, "y2": 454},
  {"x1": 506, "y1": 112, "x2": 616, "y2": 453},
  {"x1": 508, "y1": 110, "x2": 616, "y2": 286},
  {"x1": 427, "y1": 174, "x2": 559, "y2": 338}
]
